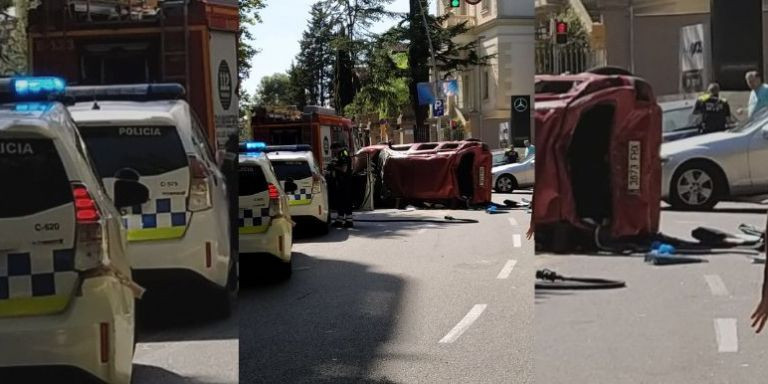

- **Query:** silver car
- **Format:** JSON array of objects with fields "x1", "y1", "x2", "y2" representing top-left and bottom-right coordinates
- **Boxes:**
[
  {"x1": 492, "y1": 155, "x2": 535, "y2": 193},
  {"x1": 661, "y1": 108, "x2": 768, "y2": 210}
]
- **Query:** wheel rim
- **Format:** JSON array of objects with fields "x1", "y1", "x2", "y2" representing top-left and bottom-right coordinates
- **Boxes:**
[
  {"x1": 676, "y1": 169, "x2": 714, "y2": 205},
  {"x1": 497, "y1": 176, "x2": 513, "y2": 192}
]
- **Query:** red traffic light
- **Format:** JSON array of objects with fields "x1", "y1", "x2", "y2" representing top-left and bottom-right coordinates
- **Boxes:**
[{"x1": 556, "y1": 21, "x2": 568, "y2": 35}]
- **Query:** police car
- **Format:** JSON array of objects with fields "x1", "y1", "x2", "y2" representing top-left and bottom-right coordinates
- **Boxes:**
[
  {"x1": 65, "y1": 84, "x2": 236, "y2": 317},
  {"x1": 238, "y1": 142, "x2": 293, "y2": 278},
  {"x1": 265, "y1": 145, "x2": 330, "y2": 234},
  {"x1": 0, "y1": 77, "x2": 139, "y2": 383}
]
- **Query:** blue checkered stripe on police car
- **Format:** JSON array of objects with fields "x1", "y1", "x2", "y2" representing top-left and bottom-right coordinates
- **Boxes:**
[
  {"x1": 0, "y1": 249, "x2": 78, "y2": 299},
  {"x1": 287, "y1": 189, "x2": 312, "y2": 201},
  {"x1": 122, "y1": 197, "x2": 190, "y2": 230},
  {"x1": 239, "y1": 207, "x2": 271, "y2": 228}
]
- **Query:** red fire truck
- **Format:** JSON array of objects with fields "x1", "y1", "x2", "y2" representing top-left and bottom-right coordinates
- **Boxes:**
[
  {"x1": 251, "y1": 105, "x2": 360, "y2": 170},
  {"x1": 26, "y1": 0, "x2": 238, "y2": 151}
]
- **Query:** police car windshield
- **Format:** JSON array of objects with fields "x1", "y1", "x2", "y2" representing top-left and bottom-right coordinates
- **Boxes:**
[
  {"x1": 78, "y1": 126, "x2": 187, "y2": 177},
  {"x1": 0, "y1": 139, "x2": 72, "y2": 218},
  {"x1": 271, "y1": 160, "x2": 312, "y2": 181},
  {"x1": 239, "y1": 165, "x2": 267, "y2": 196}
]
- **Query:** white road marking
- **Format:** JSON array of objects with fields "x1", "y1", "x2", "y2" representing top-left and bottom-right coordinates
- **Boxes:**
[
  {"x1": 704, "y1": 275, "x2": 729, "y2": 297},
  {"x1": 496, "y1": 259, "x2": 518, "y2": 279},
  {"x1": 714, "y1": 318, "x2": 738, "y2": 353},
  {"x1": 513, "y1": 234, "x2": 522, "y2": 248},
  {"x1": 417, "y1": 228, "x2": 427, "y2": 235},
  {"x1": 439, "y1": 304, "x2": 487, "y2": 344},
  {"x1": 508, "y1": 217, "x2": 518, "y2": 226}
]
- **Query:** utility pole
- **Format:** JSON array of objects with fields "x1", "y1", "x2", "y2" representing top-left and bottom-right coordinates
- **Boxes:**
[{"x1": 416, "y1": 0, "x2": 440, "y2": 142}]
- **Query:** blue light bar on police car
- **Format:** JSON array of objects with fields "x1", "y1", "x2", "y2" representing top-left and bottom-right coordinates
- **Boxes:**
[
  {"x1": 13, "y1": 77, "x2": 66, "y2": 97},
  {"x1": 0, "y1": 76, "x2": 67, "y2": 102},
  {"x1": 239, "y1": 141, "x2": 267, "y2": 153}
]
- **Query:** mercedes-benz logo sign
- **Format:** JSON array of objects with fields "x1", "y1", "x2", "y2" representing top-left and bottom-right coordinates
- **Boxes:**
[{"x1": 514, "y1": 97, "x2": 528, "y2": 112}]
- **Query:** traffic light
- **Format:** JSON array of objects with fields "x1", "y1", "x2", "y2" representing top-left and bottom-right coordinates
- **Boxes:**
[
  {"x1": 555, "y1": 21, "x2": 568, "y2": 44},
  {"x1": 450, "y1": 0, "x2": 460, "y2": 7}
]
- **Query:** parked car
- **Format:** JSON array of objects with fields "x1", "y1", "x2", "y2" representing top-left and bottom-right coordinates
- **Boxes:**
[
  {"x1": 492, "y1": 155, "x2": 535, "y2": 193},
  {"x1": 238, "y1": 142, "x2": 294, "y2": 279},
  {"x1": 0, "y1": 77, "x2": 137, "y2": 383},
  {"x1": 661, "y1": 99, "x2": 698, "y2": 142},
  {"x1": 661, "y1": 107, "x2": 768, "y2": 210}
]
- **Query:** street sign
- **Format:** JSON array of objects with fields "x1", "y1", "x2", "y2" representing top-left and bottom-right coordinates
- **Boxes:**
[
  {"x1": 434, "y1": 99, "x2": 445, "y2": 117},
  {"x1": 510, "y1": 95, "x2": 531, "y2": 147}
]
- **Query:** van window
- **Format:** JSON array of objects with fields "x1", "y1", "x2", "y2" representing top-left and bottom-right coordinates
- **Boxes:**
[
  {"x1": 0, "y1": 139, "x2": 72, "y2": 218},
  {"x1": 239, "y1": 165, "x2": 268, "y2": 196},
  {"x1": 78, "y1": 126, "x2": 188, "y2": 177},
  {"x1": 271, "y1": 160, "x2": 313, "y2": 181}
]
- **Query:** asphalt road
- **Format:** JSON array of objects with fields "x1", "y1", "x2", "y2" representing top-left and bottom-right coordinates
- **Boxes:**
[
  {"x1": 132, "y1": 293, "x2": 238, "y2": 383},
  {"x1": 536, "y1": 202, "x2": 768, "y2": 384},
  {"x1": 240, "y1": 192, "x2": 534, "y2": 384}
]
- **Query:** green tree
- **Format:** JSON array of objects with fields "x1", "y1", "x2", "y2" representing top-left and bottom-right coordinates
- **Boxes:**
[
  {"x1": 320, "y1": 0, "x2": 394, "y2": 112},
  {"x1": 255, "y1": 73, "x2": 294, "y2": 106},
  {"x1": 286, "y1": 62, "x2": 308, "y2": 109},
  {"x1": 404, "y1": 0, "x2": 491, "y2": 141},
  {"x1": 296, "y1": 3, "x2": 335, "y2": 106},
  {"x1": 238, "y1": 0, "x2": 266, "y2": 110}
]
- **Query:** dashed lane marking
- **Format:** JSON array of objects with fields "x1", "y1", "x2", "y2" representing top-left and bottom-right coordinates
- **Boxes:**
[
  {"x1": 439, "y1": 304, "x2": 487, "y2": 344},
  {"x1": 496, "y1": 259, "x2": 518, "y2": 279},
  {"x1": 714, "y1": 318, "x2": 738, "y2": 353}
]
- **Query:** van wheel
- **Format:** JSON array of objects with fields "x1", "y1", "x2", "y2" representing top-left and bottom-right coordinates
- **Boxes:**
[{"x1": 669, "y1": 161, "x2": 723, "y2": 211}]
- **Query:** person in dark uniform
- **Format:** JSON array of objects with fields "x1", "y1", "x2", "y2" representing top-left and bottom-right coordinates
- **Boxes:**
[
  {"x1": 693, "y1": 83, "x2": 734, "y2": 134},
  {"x1": 330, "y1": 143, "x2": 354, "y2": 228}
]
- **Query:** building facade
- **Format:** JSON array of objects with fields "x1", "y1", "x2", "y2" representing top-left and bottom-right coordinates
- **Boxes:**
[{"x1": 438, "y1": 0, "x2": 535, "y2": 149}]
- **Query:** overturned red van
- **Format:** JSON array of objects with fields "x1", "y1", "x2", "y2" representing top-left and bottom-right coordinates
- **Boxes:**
[
  {"x1": 358, "y1": 140, "x2": 493, "y2": 206},
  {"x1": 533, "y1": 70, "x2": 662, "y2": 247}
]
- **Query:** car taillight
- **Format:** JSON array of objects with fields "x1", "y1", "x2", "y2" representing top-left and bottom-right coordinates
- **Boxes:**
[
  {"x1": 268, "y1": 183, "x2": 282, "y2": 217},
  {"x1": 71, "y1": 183, "x2": 105, "y2": 272},
  {"x1": 188, "y1": 155, "x2": 212, "y2": 212},
  {"x1": 73, "y1": 184, "x2": 100, "y2": 223}
]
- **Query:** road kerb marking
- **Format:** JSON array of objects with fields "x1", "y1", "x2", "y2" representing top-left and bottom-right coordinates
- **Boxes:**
[
  {"x1": 497, "y1": 259, "x2": 518, "y2": 279},
  {"x1": 439, "y1": 304, "x2": 487, "y2": 344},
  {"x1": 508, "y1": 217, "x2": 518, "y2": 226},
  {"x1": 714, "y1": 318, "x2": 738, "y2": 353},
  {"x1": 704, "y1": 275, "x2": 729, "y2": 297},
  {"x1": 513, "y1": 234, "x2": 522, "y2": 248}
]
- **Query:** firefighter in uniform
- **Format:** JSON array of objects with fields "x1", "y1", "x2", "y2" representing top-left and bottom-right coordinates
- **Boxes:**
[
  {"x1": 693, "y1": 83, "x2": 734, "y2": 134},
  {"x1": 331, "y1": 143, "x2": 354, "y2": 228}
]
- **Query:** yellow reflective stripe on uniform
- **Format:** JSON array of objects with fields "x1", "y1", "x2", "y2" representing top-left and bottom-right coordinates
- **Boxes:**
[
  {"x1": 239, "y1": 225, "x2": 269, "y2": 235},
  {"x1": 288, "y1": 199, "x2": 312, "y2": 206},
  {"x1": 0, "y1": 295, "x2": 70, "y2": 317},
  {"x1": 127, "y1": 227, "x2": 187, "y2": 242}
]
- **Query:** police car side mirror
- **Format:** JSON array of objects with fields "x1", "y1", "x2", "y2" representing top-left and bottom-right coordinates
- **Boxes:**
[
  {"x1": 284, "y1": 178, "x2": 298, "y2": 194},
  {"x1": 114, "y1": 180, "x2": 150, "y2": 208}
]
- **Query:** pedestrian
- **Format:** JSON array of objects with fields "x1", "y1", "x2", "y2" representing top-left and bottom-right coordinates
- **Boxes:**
[
  {"x1": 743, "y1": 71, "x2": 768, "y2": 119},
  {"x1": 331, "y1": 142, "x2": 354, "y2": 228},
  {"x1": 505, "y1": 147, "x2": 519, "y2": 164},
  {"x1": 524, "y1": 140, "x2": 535, "y2": 160},
  {"x1": 692, "y1": 83, "x2": 734, "y2": 133},
  {"x1": 752, "y1": 221, "x2": 768, "y2": 333}
]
